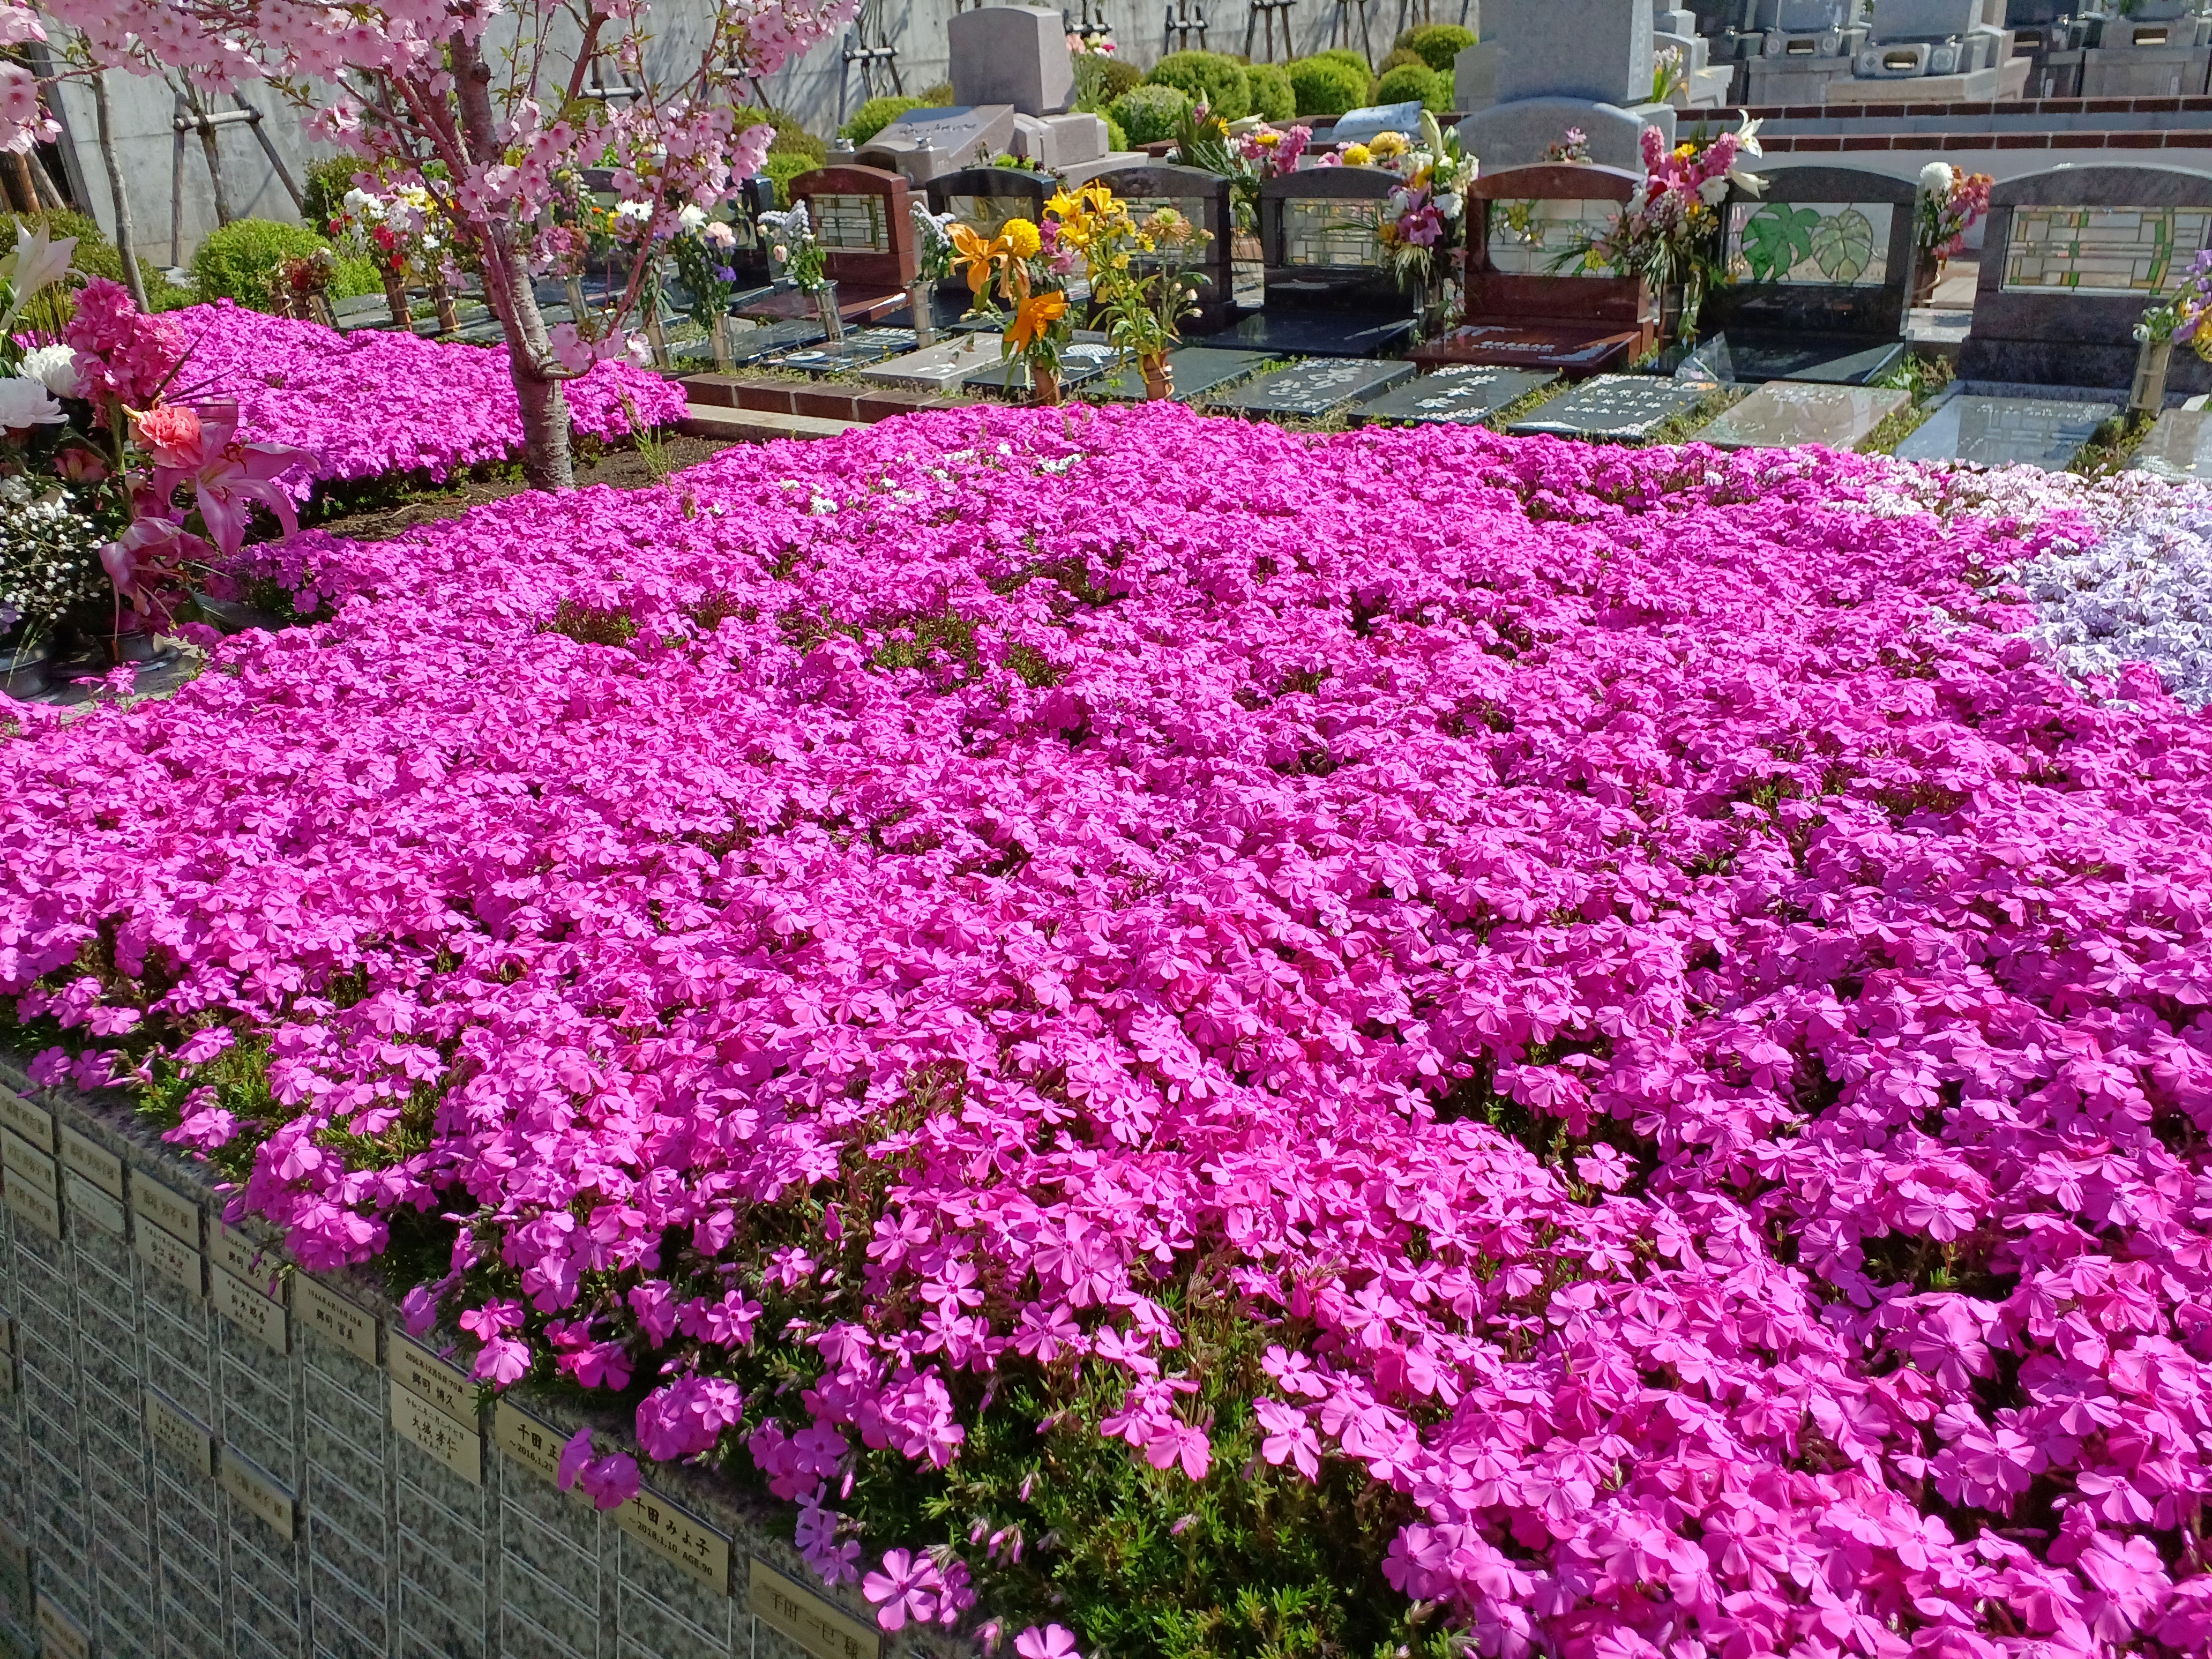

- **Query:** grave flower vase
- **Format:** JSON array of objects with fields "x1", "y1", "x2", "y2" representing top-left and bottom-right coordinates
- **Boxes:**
[
  {"x1": 0, "y1": 636, "x2": 51, "y2": 699},
  {"x1": 308, "y1": 292, "x2": 338, "y2": 330},
  {"x1": 1140, "y1": 352, "x2": 1174, "y2": 401},
  {"x1": 565, "y1": 275, "x2": 588, "y2": 320},
  {"x1": 382, "y1": 269, "x2": 410, "y2": 329},
  {"x1": 813, "y1": 282, "x2": 846, "y2": 343},
  {"x1": 429, "y1": 276, "x2": 460, "y2": 335},
  {"x1": 1912, "y1": 256, "x2": 1944, "y2": 310},
  {"x1": 1032, "y1": 362, "x2": 1063, "y2": 407},
  {"x1": 2131, "y1": 338, "x2": 2174, "y2": 417},
  {"x1": 908, "y1": 281, "x2": 936, "y2": 349},
  {"x1": 711, "y1": 313, "x2": 732, "y2": 372}
]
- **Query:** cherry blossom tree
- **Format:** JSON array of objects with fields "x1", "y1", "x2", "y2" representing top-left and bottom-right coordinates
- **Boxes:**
[{"x1": 0, "y1": 0, "x2": 854, "y2": 488}]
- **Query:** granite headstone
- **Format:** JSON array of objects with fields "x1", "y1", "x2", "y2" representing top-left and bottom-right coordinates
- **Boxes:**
[
  {"x1": 1893, "y1": 393, "x2": 2118, "y2": 469},
  {"x1": 1507, "y1": 373, "x2": 1711, "y2": 439},
  {"x1": 1692, "y1": 382, "x2": 1910, "y2": 450},
  {"x1": 949, "y1": 6, "x2": 1077, "y2": 115},
  {"x1": 1084, "y1": 346, "x2": 1273, "y2": 402},
  {"x1": 1211, "y1": 357, "x2": 1417, "y2": 417},
  {"x1": 1353, "y1": 364, "x2": 1563, "y2": 425},
  {"x1": 1202, "y1": 165, "x2": 1418, "y2": 357}
]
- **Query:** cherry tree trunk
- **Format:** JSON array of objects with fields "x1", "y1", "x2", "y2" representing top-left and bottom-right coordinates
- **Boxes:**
[{"x1": 489, "y1": 256, "x2": 575, "y2": 494}]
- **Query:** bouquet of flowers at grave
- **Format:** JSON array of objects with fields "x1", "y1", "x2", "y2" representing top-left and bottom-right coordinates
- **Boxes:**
[
  {"x1": 1915, "y1": 161, "x2": 1992, "y2": 263},
  {"x1": 2136, "y1": 246, "x2": 2212, "y2": 352},
  {"x1": 667, "y1": 204, "x2": 744, "y2": 335},
  {"x1": 950, "y1": 212, "x2": 1078, "y2": 394},
  {"x1": 1545, "y1": 125, "x2": 1593, "y2": 165},
  {"x1": 0, "y1": 228, "x2": 311, "y2": 659},
  {"x1": 328, "y1": 183, "x2": 440, "y2": 281},
  {"x1": 759, "y1": 200, "x2": 830, "y2": 292},
  {"x1": 1578, "y1": 117, "x2": 1764, "y2": 340},
  {"x1": 913, "y1": 200, "x2": 959, "y2": 282},
  {"x1": 1050, "y1": 183, "x2": 1210, "y2": 383},
  {"x1": 1650, "y1": 43, "x2": 1687, "y2": 104},
  {"x1": 266, "y1": 248, "x2": 339, "y2": 323},
  {"x1": 1237, "y1": 121, "x2": 1311, "y2": 179},
  {"x1": 1322, "y1": 115, "x2": 1478, "y2": 293}
]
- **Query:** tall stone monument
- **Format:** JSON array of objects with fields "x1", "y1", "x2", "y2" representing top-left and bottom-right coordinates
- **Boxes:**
[{"x1": 1454, "y1": 0, "x2": 1680, "y2": 173}]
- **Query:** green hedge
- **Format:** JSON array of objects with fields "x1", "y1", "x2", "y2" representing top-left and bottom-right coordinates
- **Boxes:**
[
  {"x1": 734, "y1": 107, "x2": 830, "y2": 166},
  {"x1": 1307, "y1": 48, "x2": 1373, "y2": 76},
  {"x1": 1286, "y1": 56, "x2": 1371, "y2": 116},
  {"x1": 1108, "y1": 83, "x2": 1193, "y2": 145},
  {"x1": 1398, "y1": 23, "x2": 1476, "y2": 71},
  {"x1": 0, "y1": 210, "x2": 192, "y2": 313},
  {"x1": 190, "y1": 219, "x2": 380, "y2": 309},
  {"x1": 1374, "y1": 62, "x2": 1449, "y2": 112},
  {"x1": 1105, "y1": 114, "x2": 1130, "y2": 152},
  {"x1": 841, "y1": 95, "x2": 931, "y2": 147},
  {"x1": 1144, "y1": 50, "x2": 1250, "y2": 122},
  {"x1": 762, "y1": 151, "x2": 816, "y2": 210},
  {"x1": 1246, "y1": 62, "x2": 1296, "y2": 123}
]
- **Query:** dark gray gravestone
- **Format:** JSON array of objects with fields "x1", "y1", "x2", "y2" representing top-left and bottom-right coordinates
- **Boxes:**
[
  {"x1": 1085, "y1": 347, "x2": 1273, "y2": 402},
  {"x1": 1507, "y1": 374, "x2": 1709, "y2": 440},
  {"x1": 1203, "y1": 166, "x2": 1418, "y2": 359},
  {"x1": 726, "y1": 317, "x2": 829, "y2": 365},
  {"x1": 1080, "y1": 163, "x2": 1240, "y2": 334},
  {"x1": 1958, "y1": 165, "x2": 2212, "y2": 395},
  {"x1": 1354, "y1": 365, "x2": 1561, "y2": 426},
  {"x1": 770, "y1": 328, "x2": 919, "y2": 372},
  {"x1": 2131, "y1": 408, "x2": 2212, "y2": 481},
  {"x1": 1704, "y1": 164, "x2": 1916, "y2": 385},
  {"x1": 963, "y1": 338, "x2": 1120, "y2": 393},
  {"x1": 1693, "y1": 381, "x2": 1910, "y2": 451},
  {"x1": 1893, "y1": 394, "x2": 2118, "y2": 470},
  {"x1": 1210, "y1": 358, "x2": 1416, "y2": 418}
]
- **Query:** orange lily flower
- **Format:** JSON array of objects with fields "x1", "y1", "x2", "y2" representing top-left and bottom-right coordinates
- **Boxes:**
[
  {"x1": 950, "y1": 222, "x2": 1012, "y2": 301},
  {"x1": 1008, "y1": 290, "x2": 1068, "y2": 350}
]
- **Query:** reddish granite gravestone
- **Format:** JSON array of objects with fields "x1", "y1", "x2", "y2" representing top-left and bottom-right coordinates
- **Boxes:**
[
  {"x1": 744, "y1": 166, "x2": 919, "y2": 326},
  {"x1": 1416, "y1": 162, "x2": 1653, "y2": 378}
]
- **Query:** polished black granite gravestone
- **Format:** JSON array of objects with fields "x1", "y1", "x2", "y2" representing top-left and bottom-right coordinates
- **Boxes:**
[
  {"x1": 1959, "y1": 163, "x2": 2212, "y2": 394},
  {"x1": 1084, "y1": 347, "x2": 1274, "y2": 402},
  {"x1": 963, "y1": 338, "x2": 1121, "y2": 393},
  {"x1": 912, "y1": 166, "x2": 1058, "y2": 332},
  {"x1": 2131, "y1": 407, "x2": 2212, "y2": 480},
  {"x1": 1080, "y1": 163, "x2": 1241, "y2": 334},
  {"x1": 1507, "y1": 374, "x2": 1712, "y2": 440},
  {"x1": 1893, "y1": 393, "x2": 2119, "y2": 469},
  {"x1": 725, "y1": 317, "x2": 830, "y2": 365},
  {"x1": 1692, "y1": 381, "x2": 1910, "y2": 450},
  {"x1": 1353, "y1": 365, "x2": 1561, "y2": 426},
  {"x1": 768, "y1": 327, "x2": 918, "y2": 373},
  {"x1": 1211, "y1": 357, "x2": 1416, "y2": 418},
  {"x1": 1703, "y1": 165, "x2": 1916, "y2": 385},
  {"x1": 1201, "y1": 167, "x2": 1419, "y2": 358}
]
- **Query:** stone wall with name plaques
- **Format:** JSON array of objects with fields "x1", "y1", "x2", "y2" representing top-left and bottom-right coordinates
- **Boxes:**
[{"x1": 0, "y1": 1058, "x2": 945, "y2": 1659}]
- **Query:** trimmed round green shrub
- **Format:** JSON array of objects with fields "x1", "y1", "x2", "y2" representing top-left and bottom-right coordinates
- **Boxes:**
[
  {"x1": 1308, "y1": 48, "x2": 1372, "y2": 76},
  {"x1": 1105, "y1": 114, "x2": 1130, "y2": 153},
  {"x1": 0, "y1": 209, "x2": 121, "y2": 282},
  {"x1": 1144, "y1": 50, "x2": 1250, "y2": 122},
  {"x1": 1399, "y1": 23, "x2": 1476, "y2": 71},
  {"x1": 1107, "y1": 83, "x2": 1192, "y2": 146},
  {"x1": 191, "y1": 219, "x2": 379, "y2": 310},
  {"x1": 1246, "y1": 62, "x2": 1295, "y2": 123},
  {"x1": 1096, "y1": 57, "x2": 1144, "y2": 103},
  {"x1": 1286, "y1": 55, "x2": 1371, "y2": 116},
  {"x1": 1377, "y1": 47, "x2": 1425, "y2": 78},
  {"x1": 734, "y1": 107, "x2": 830, "y2": 166},
  {"x1": 842, "y1": 95, "x2": 929, "y2": 147},
  {"x1": 763, "y1": 151, "x2": 816, "y2": 210},
  {"x1": 1374, "y1": 62, "x2": 1449, "y2": 112}
]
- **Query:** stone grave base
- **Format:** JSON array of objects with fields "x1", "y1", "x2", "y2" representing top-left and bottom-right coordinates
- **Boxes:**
[
  {"x1": 1893, "y1": 392, "x2": 2119, "y2": 470},
  {"x1": 1210, "y1": 358, "x2": 1416, "y2": 419},
  {"x1": 1084, "y1": 348, "x2": 1274, "y2": 404},
  {"x1": 1352, "y1": 366, "x2": 1562, "y2": 428},
  {"x1": 1693, "y1": 383, "x2": 1911, "y2": 452},
  {"x1": 1822, "y1": 57, "x2": 2030, "y2": 103},
  {"x1": 1199, "y1": 312, "x2": 1419, "y2": 360},
  {"x1": 2128, "y1": 408, "x2": 2212, "y2": 481},
  {"x1": 1506, "y1": 375, "x2": 1714, "y2": 442}
]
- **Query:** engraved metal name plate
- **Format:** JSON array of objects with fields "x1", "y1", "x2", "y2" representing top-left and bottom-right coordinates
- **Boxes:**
[
  {"x1": 146, "y1": 1386, "x2": 215, "y2": 1478},
  {"x1": 750, "y1": 1557, "x2": 882, "y2": 1659},
  {"x1": 219, "y1": 1446, "x2": 297, "y2": 1540},
  {"x1": 617, "y1": 1488, "x2": 732, "y2": 1595},
  {"x1": 132, "y1": 1174, "x2": 200, "y2": 1247},
  {"x1": 0, "y1": 1087, "x2": 54, "y2": 1154},
  {"x1": 391, "y1": 1379, "x2": 482, "y2": 1484},
  {"x1": 134, "y1": 1216, "x2": 204, "y2": 1297},
  {"x1": 212, "y1": 1264, "x2": 290, "y2": 1355},
  {"x1": 492, "y1": 1399, "x2": 570, "y2": 1489},
  {"x1": 212, "y1": 1221, "x2": 274, "y2": 1287},
  {"x1": 57, "y1": 1125, "x2": 122, "y2": 1198},
  {"x1": 62, "y1": 1169, "x2": 124, "y2": 1236},
  {"x1": 391, "y1": 1332, "x2": 474, "y2": 1424},
  {"x1": 296, "y1": 1275, "x2": 378, "y2": 1365}
]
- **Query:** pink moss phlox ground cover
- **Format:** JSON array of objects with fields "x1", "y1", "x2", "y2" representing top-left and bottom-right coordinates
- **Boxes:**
[
  {"x1": 5, "y1": 405, "x2": 2212, "y2": 1654},
  {"x1": 163, "y1": 301, "x2": 686, "y2": 495}
]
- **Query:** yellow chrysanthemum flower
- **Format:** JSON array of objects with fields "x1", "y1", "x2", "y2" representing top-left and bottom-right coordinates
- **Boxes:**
[
  {"x1": 1369, "y1": 131, "x2": 1410, "y2": 158},
  {"x1": 1341, "y1": 143, "x2": 1373, "y2": 166},
  {"x1": 1003, "y1": 218, "x2": 1043, "y2": 259}
]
